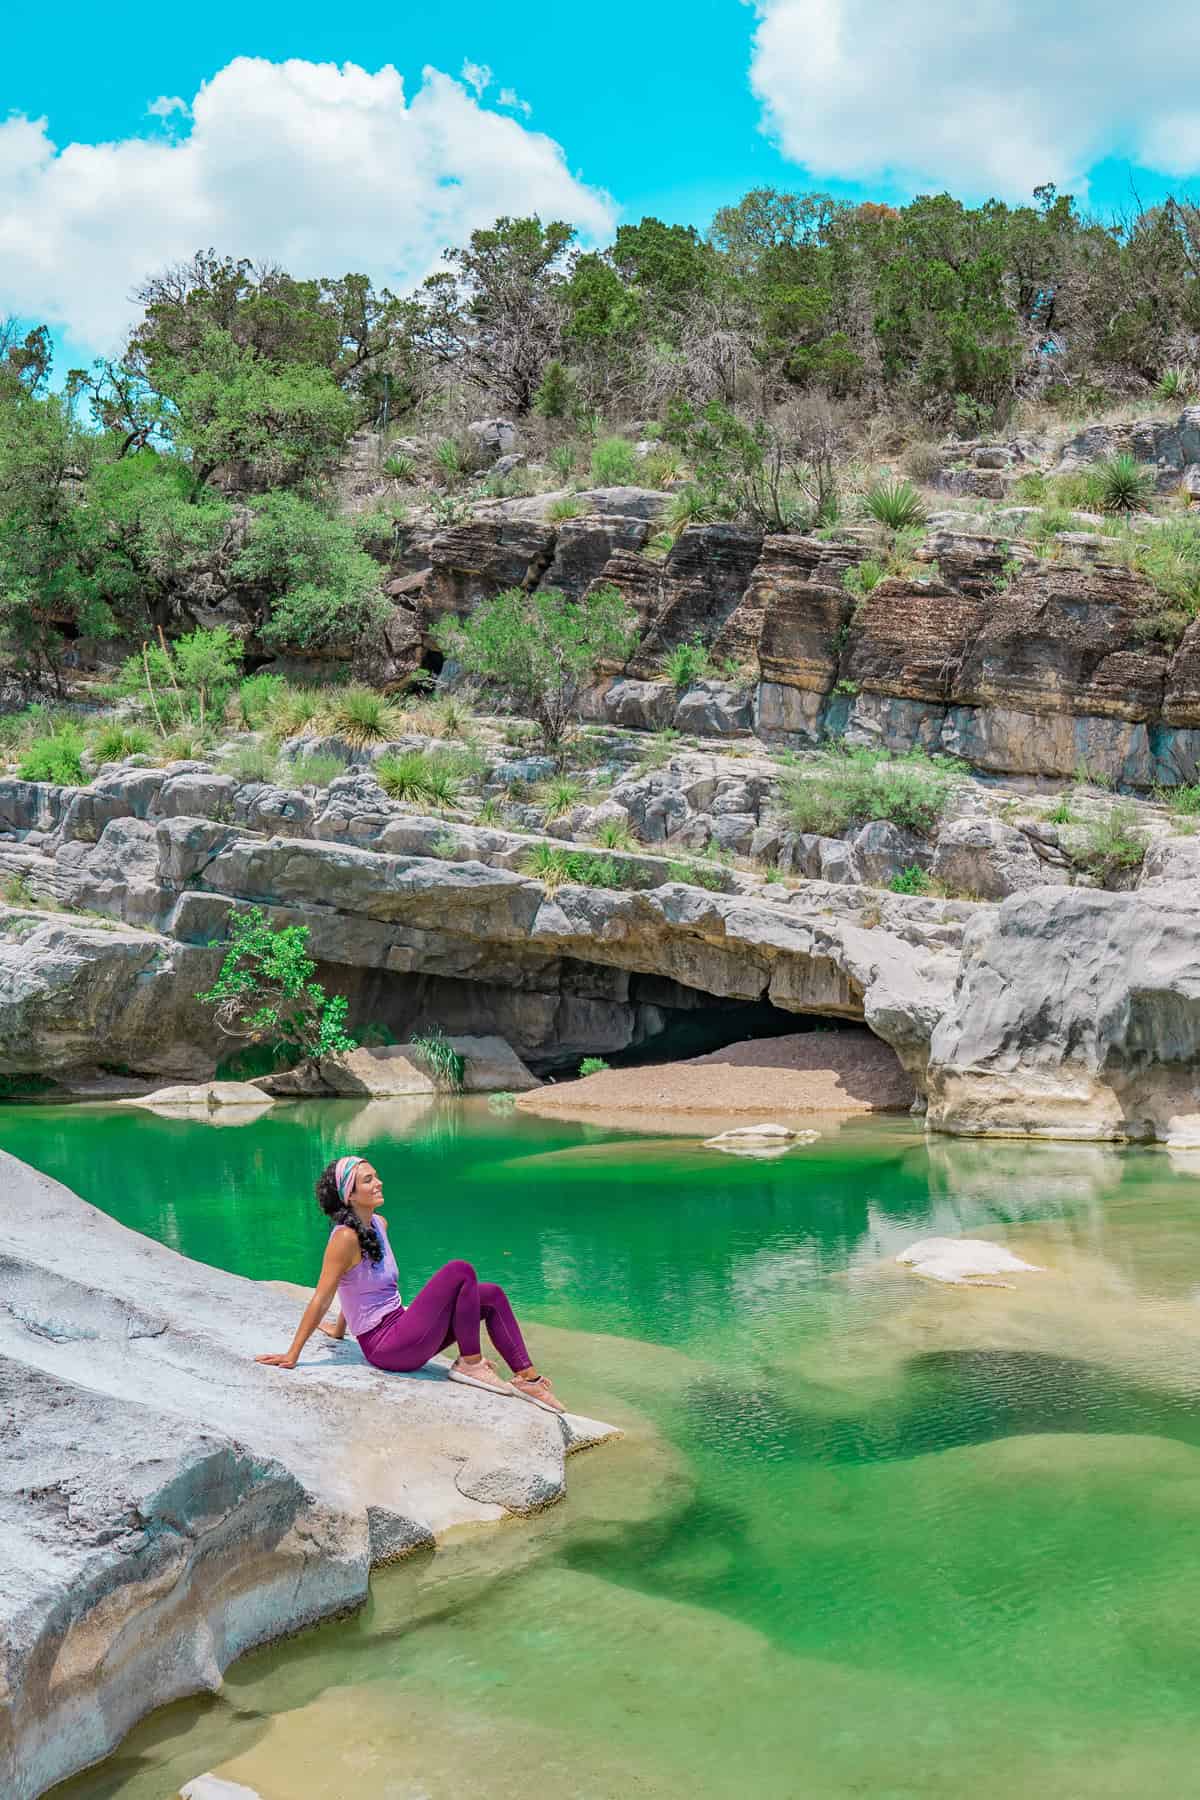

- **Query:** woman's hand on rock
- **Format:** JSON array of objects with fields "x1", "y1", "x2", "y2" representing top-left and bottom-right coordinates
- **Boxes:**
[{"x1": 256, "y1": 1352, "x2": 299, "y2": 1369}]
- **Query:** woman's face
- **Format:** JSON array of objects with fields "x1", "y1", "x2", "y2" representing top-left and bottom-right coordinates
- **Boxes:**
[{"x1": 350, "y1": 1162, "x2": 384, "y2": 1211}]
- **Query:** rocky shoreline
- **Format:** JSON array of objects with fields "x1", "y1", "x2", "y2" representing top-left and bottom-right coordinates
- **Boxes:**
[{"x1": 0, "y1": 1152, "x2": 617, "y2": 1800}]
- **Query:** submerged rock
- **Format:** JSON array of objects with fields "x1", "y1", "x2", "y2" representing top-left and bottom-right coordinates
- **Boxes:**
[
  {"x1": 121, "y1": 1080, "x2": 276, "y2": 1111},
  {"x1": 897, "y1": 1237, "x2": 1045, "y2": 1286},
  {"x1": 0, "y1": 1151, "x2": 618, "y2": 1798}
]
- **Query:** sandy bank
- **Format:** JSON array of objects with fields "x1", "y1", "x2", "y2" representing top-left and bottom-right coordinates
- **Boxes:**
[{"x1": 518, "y1": 1028, "x2": 915, "y2": 1122}]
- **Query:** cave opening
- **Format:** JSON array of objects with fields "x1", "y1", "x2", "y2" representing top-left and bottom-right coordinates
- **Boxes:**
[{"x1": 596, "y1": 997, "x2": 862, "y2": 1072}]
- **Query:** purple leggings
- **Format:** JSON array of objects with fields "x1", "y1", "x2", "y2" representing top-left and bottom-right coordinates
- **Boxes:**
[{"x1": 357, "y1": 1259, "x2": 532, "y2": 1374}]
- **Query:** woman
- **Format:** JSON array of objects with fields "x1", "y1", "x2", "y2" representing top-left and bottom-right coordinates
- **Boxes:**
[{"x1": 256, "y1": 1154, "x2": 564, "y2": 1414}]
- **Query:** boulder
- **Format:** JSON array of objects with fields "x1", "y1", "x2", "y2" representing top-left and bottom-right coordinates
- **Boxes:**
[
  {"x1": 120, "y1": 1081, "x2": 277, "y2": 1111},
  {"x1": 602, "y1": 678, "x2": 677, "y2": 731},
  {"x1": 927, "y1": 883, "x2": 1200, "y2": 1142},
  {"x1": 930, "y1": 817, "x2": 1059, "y2": 900},
  {"x1": 540, "y1": 513, "x2": 651, "y2": 599},
  {"x1": 0, "y1": 1151, "x2": 618, "y2": 1797},
  {"x1": 466, "y1": 417, "x2": 517, "y2": 460},
  {"x1": 852, "y1": 820, "x2": 933, "y2": 886},
  {"x1": 322, "y1": 1037, "x2": 538, "y2": 1097},
  {"x1": 672, "y1": 679, "x2": 754, "y2": 737}
]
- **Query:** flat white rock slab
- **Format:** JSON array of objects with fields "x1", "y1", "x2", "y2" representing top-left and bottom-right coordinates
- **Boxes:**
[
  {"x1": 121, "y1": 1081, "x2": 276, "y2": 1110},
  {"x1": 897, "y1": 1237, "x2": 1045, "y2": 1287},
  {"x1": 703, "y1": 1125, "x2": 821, "y2": 1153},
  {"x1": 181, "y1": 1779, "x2": 264, "y2": 1800}
]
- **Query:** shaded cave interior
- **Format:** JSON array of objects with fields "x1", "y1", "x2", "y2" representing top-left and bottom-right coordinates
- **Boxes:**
[{"x1": 306, "y1": 955, "x2": 867, "y2": 1078}]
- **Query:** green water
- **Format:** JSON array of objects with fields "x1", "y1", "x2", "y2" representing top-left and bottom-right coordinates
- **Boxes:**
[{"x1": 12, "y1": 1100, "x2": 1200, "y2": 1798}]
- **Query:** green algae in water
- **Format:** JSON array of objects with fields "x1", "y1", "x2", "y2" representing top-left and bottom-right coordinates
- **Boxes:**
[{"x1": 22, "y1": 1104, "x2": 1200, "y2": 1798}]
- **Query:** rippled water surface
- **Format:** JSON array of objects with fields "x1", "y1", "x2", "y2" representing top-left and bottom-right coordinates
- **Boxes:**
[{"x1": 12, "y1": 1100, "x2": 1200, "y2": 1799}]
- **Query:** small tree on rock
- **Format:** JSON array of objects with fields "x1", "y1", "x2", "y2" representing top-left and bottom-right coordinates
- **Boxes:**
[
  {"x1": 436, "y1": 583, "x2": 637, "y2": 749},
  {"x1": 197, "y1": 906, "x2": 357, "y2": 1071}
]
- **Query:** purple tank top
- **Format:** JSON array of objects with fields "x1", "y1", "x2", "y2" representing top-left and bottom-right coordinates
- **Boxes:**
[{"x1": 334, "y1": 1215, "x2": 403, "y2": 1339}]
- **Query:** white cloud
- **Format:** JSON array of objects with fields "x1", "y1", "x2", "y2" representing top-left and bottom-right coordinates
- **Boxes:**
[
  {"x1": 459, "y1": 60, "x2": 492, "y2": 99},
  {"x1": 0, "y1": 57, "x2": 615, "y2": 353},
  {"x1": 748, "y1": 0, "x2": 1200, "y2": 198},
  {"x1": 499, "y1": 88, "x2": 533, "y2": 119},
  {"x1": 147, "y1": 95, "x2": 189, "y2": 122}
]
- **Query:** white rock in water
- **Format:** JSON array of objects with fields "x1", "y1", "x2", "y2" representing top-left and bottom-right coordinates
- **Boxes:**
[
  {"x1": 897, "y1": 1237, "x2": 1044, "y2": 1286},
  {"x1": 708, "y1": 1142, "x2": 795, "y2": 1160},
  {"x1": 181, "y1": 1779, "x2": 265, "y2": 1800},
  {"x1": 121, "y1": 1081, "x2": 275, "y2": 1110},
  {"x1": 708, "y1": 1123, "x2": 802, "y2": 1137}
]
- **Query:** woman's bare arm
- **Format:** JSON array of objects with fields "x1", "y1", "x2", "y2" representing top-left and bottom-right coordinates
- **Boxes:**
[{"x1": 257, "y1": 1231, "x2": 358, "y2": 1369}]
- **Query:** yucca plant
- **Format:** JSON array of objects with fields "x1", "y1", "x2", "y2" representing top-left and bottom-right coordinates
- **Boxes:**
[
  {"x1": 863, "y1": 479, "x2": 926, "y2": 532},
  {"x1": 326, "y1": 686, "x2": 399, "y2": 747},
  {"x1": 537, "y1": 774, "x2": 586, "y2": 819},
  {"x1": 843, "y1": 558, "x2": 886, "y2": 597},
  {"x1": 91, "y1": 721, "x2": 152, "y2": 762},
  {"x1": 267, "y1": 685, "x2": 325, "y2": 743},
  {"x1": 383, "y1": 452, "x2": 417, "y2": 481},
  {"x1": 665, "y1": 485, "x2": 718, "y2": 537},
  {"x1": 1155, "y1": 367, "x2": 1197, "y2": 403},
  {"x1": 409, "y1": 1025, "x2": 465, "y2": 1092},
  {"x1": 434, "y1": 439, "x2": 463, "y2": 483},
  {"x1": 547, "y1": 495, "x2": 583, "y2": 522},
  {"x1": 1095, "y1": 453, "x2": 1155, "y2": 515},
  {"x1": 374, "y1": 748, "x2": 465, "y2": 809},
  {"x1": 593, "y1": 815, "x2": 636, "y2": 851}
]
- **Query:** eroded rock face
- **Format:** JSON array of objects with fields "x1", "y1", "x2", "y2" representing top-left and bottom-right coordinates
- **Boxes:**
[
  {"x1": 927, "y1": 885, "x2": 1200, "y2": 1142},
  {"x1": 0, "y1": 1153, "x2": 618, "y2": 1798}
]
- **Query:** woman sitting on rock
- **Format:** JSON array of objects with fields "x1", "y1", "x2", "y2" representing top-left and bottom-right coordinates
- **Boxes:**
[{"x1": 257, "y1": 1153, "x2": 564, "y2": 1413}]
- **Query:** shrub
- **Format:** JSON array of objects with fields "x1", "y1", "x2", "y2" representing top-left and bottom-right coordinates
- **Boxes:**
[
  {"x1": 1095, "y1": 453, "x2": 1155, "y2": 515},
  {"x1": 1132, "y1": 518, "x2": 1200, "y2": 615},
  {"x1": 579, "y1": 1056, "x2": 610, "y2": 1077},
  {"x1": 1070, "y1": 800, "x2": 1148, "y2": 876},
  {"x1": 161, "y1": 724, "x2": 213, "y2": 762},
  {"x1": 233, "y1": 494, "x2": 388, "y2": 652},
  {"x1": 266, "y1": 684, "x2": 326, "y2": 743},
  {"x1": 435, "y1": 583, "x2": 637, "y2": 750},
  {"x1": 521, "y1": 843, "x2": 633, "y2": 891},
  {"x1": 549, "y1": 443, "x2": 578, "y2": 484},
  {"x1": 661, "y1": 637, "x2": 712, "y2": 689},
  {"x1": 4, "y1": 873, "x2": 35, "y2": 906},
  {"x1": 781, "y1": 747, "x2": 955, "y2": 837},
  {"x1": 501, "y1": 719, "x2": 539, "y2": 747},
  {"x1": 666, "y1": 858, "x2": 726, "y2": 891},
  {"x1": 196, "y1": 905, "x2": 357, "y2": 1070},
  {"x1": 1165, "y1": 783, "x2": 1200, "y2": 818},
  {"x1": 1045, "y1": 795, "x2": 1075, "y2": 824},
  {"x1": 325, "y1": 686, "x2": 400, "y2": 746},
  {"x1": 91, "y1": 721, "x2": 152, "y2": 762},
  {"x1": 287, "y1": 752, "x2": 345, "y2": 788},
  {"x1": 537, "y1": 774, "x2": 586, "y2": 819},
  {"x1": 889, "y1": 864, "x2": 932, "y2": 895},
  {"x1": 547, "y1": 496, "x2": 582, "y2": 522},
  {"x1": 1031, "y1": 505, "x2": 1079, "y2": 543},
  {"x1": 18, "y1": 725, "x2": 85, "y2": 785},
  {"x1": 665, "y1": 484, "x2": 722, "y2": 535},
  {"x1": 641, "y1": 447, "x2": 683, "y2": 489},
  {"x1": 533, "y1": 360, "x2": 574, "y2": 419},
  {"x1": 383, "y1": 452, "x2": 416, "y2": 480},
  {"x1": 590, "y1": 436, "x2": 638, "y2": 485},
  {"x1": 410, "y1": 1025, "x2": 466, "y2": 1091},
  {"x1": 116, "y1": 625, "x2": 242, "y2": 733},
  {"x1": 222, "y1": 741, "x2": 279, "y2": 785},
  {"x1": 375, "y1": 748, "x2": 468, "y2": 808},
  {"x1": 901, "y1": 441, "x2": 945, "y2": 482},
  {"x1": 843, "y1": 558, "x2": 886, "y2": 597},
  {"x1": 476, "y1": 795, "x2": 504, "y2": 826},
  {"x1": 863, "y1": 479, "x2": 926, "y2": 532},
  {"x1": 238, "y1": 672, "x2": 286, "y2": 730}
]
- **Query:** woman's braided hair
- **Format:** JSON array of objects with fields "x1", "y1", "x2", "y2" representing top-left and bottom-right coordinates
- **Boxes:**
[{"x1": 316, "y1": 1157, "x2": 383, "y2": 1264}]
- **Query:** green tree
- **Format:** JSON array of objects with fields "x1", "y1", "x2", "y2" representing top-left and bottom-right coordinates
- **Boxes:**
[
  {"x1": 232, "y1": 491, "x2": 389, "y2": 650},
  {"x1": 196, "y1": 905, "x2": 357, "y2": 1071},
  {"x1": 436, "y1": 583, "x2": 637, "y2": 748},
  {"x1": 117, "y1": 624, "x2": 242, "y2": 732},
  {"x1": 416, "y1": 216, "x2": 576, "y2": 414}
]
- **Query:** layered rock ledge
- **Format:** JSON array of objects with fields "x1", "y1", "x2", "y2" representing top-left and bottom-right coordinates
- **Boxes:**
[{"x1": 0, "y1": 1152, "x2": 617, "y2": 1800}]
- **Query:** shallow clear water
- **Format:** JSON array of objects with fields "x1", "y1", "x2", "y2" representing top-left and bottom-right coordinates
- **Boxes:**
[{"x1": 12, "y1": 1100, "x2": 1200, "y2": 1798}]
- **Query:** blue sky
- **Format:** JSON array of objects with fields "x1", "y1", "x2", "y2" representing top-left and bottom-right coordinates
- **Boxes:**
[{"x1": 2, "y1": 0, "x2": 1197, "y2": 370}]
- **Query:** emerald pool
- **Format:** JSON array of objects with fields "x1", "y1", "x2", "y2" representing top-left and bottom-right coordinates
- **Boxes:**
[{"x1": 12, "y1": 1099, "x2": 1200, "y2": 1799}]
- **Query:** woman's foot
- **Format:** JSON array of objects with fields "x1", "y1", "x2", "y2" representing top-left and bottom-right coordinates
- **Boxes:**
[
  {"x1": 510, "y1": 1371, "x2": 565, "y2": 1414},
  {"x1": 448, "y1": 1355, "x2": 516, "y2": 1398}
]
